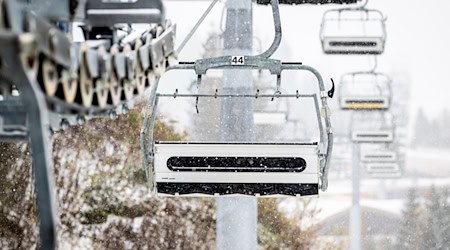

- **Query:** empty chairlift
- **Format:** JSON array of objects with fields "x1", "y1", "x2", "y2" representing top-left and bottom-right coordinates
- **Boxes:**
[
  {"x1": 351, "y1": 112, "x2": 395, "y2": 143},
  {"x1": 141, "y1": 64, "x2": 334, "y2": 197},
  {"x1": 360, "y1": 150, "x2": 397, "y2": 162},
  {"x1": 140, "y1": 0, "x2": 334, "y2": 197},
  {"x1": 339, "y1": 72, "x2": 391, "y2": 111},
  {"x1": 320, "y1": 5, "x2": 387, "y2": 54}
]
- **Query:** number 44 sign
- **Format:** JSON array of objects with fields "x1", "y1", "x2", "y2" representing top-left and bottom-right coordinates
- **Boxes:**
[{"x1": 231, "y1": 56, "x2": 245, "y2": 65}]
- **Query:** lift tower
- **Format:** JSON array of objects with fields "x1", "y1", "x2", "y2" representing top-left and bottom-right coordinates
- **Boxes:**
[{"x1": 217, "y1": 0, "x2": 257, "y2": 249}]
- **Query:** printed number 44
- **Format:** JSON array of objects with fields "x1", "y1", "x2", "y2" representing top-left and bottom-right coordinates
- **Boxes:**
[{"x1": 231, "y1": 56, "x2": 245, "y2": 65}]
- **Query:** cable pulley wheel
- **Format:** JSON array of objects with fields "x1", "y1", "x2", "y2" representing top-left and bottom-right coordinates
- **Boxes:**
[
  {"x1": 80, "y1": 43, "x2": 94, "y2": 108},
  {"x1": 95, "y1": 46, "x2": 110, "y2": 108},
  {"x1": 123, "y1": 43, "x2": 136, "y2": 101},
  {"x1": 61, "y1": 69, "x2": 78, "y2": 103},
  {"x1": 41, "y1": 58, "x2": 59, "y2": 96},
  {"x1": 153, "y1": 26, "x2": 166, "y2": 76},
  {"x1": 109, "y1": 46, "x2": 122, "y2": 106},
  {"x1": 134, "y1": 39, "x2": 146, "y2": 95}
]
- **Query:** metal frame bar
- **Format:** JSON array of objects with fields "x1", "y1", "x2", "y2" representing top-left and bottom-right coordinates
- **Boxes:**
[
  {"x1": 140, "y1": 78, "x2": 160, "y2": 191},
  {"x1": 176, "y1": 0, "x2": 220, "y2": 54},
  {"x1": 176, "y1": 0, "x2": 282, "y2": 58},
  {"x1": 0, "y1": 32, "x2": 57, "y2": 250}
]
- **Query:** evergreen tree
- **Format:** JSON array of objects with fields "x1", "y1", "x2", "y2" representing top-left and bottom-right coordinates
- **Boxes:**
[
  {"x1": 423, "y1": 186, "x2": 450, "y2": 250},
  {"x1": 257, "y1": 198, "x2": 320, "y2": 249},
  {"x1": 396, "y1": 188, "x2": 424, "y2": 250}
]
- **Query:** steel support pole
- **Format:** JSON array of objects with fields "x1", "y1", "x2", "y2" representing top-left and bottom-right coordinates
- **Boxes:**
[
  {"x1": 216, "y1": 0, "x2": 257, "y2": 249},
  {"x1": 350, "y1": 142, "x2": 361, "y2": 250},
  {"x1": 0, "y1": 34, "x2": 58, "y2": 250}
]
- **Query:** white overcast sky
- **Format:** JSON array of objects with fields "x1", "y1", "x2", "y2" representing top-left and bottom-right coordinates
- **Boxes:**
[{"x1": 164, "y1": 0, "x2": 450, "y2": 121}]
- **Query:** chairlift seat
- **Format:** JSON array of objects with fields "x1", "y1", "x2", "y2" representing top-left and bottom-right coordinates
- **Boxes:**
[
  {"x1": 340, "y1": 95, "x2": 389, "y2": 110},
  {"x1": 154, "y1": 141, "x2": 320, "y2": 197},
  {"x1": 360, "y1": 151, "x2": 397, "y2": 163},
  {"x1": 366, "y1": 162, "x2": 399, "y2": 172},
  {"x1": 367, "y1": 172, "x2": 401, "y2": 179},
  {"x1": 352, "y1": 130, "x2": 394, "y2": 143},
  {"x1": 366, "y1": 163, "x2": 401, "y2": 179},
  {"x1": 322, "y1": 36, "x2": 384, "y2": 54}
]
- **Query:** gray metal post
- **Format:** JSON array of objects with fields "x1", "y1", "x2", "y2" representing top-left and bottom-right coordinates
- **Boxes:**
[
  {"x1": 0, "y1": 34, "x2": 58, "y2": 250},
  {"x1": 350, "y1": 142, "x2": 361, "y2": 250},
  {"x1": 216, "y1": 0, "x2": 257, "y2": 249}
]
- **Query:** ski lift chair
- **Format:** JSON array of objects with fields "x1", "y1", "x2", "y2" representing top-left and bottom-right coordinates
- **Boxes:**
[
  {"x1": 360, "y1": 150, "x2": 397, "y2": 163},
  {"x1": 140, "y1": 0, "x2": 334, "y2": 197},
  {"x1": 351, "y1": 111, "x2": 394, "y2": 143},
  {"x1": 339, "y1": 71, "x2": 391, "y2": 111},
  {"x1": 141, "y1": 65, "x2": 333, "y2": 197},
  {"x1": 320, "y1": 6, "x2": 386, "y2": 54}
]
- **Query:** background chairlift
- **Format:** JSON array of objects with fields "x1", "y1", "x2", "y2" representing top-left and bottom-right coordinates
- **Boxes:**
[
  {"x1": 339, "y1": 71, "x2": 392, "y2": 111},
  {"x1": 351, "y1": 130, "x2": 393, "y2": 143},
  {"x1": 360, "y1": 150, "x2": 397, "y2": 163},
  {"x1": 350, "y1": 111, "x2": 395, "y2": 143},
  {"x1": 320, "y1": 1, "x2": 387, "y2": 54}
]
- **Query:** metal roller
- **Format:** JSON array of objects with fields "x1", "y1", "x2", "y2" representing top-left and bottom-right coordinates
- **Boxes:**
[
  {"x1": 41, "y1": 58, "x2": 59, "y2": 96},
  {"x1": 61, "y1": 69, "x2": 77, "y2": 103},
  {"x1": 134, "y1": 39, "x2": 146, "y2": 95},
  {"x1": 164, "y1": 20, "x2": 178, "y2": 67},
  {"x1": 144, "y1": 32, "x2": 157, "y2": 88},
  {"x1": 18, "y1": 35, "x2": 39, "y2": 79},
  {"x1": 109, "y1": 46, "x2": 122, "y2": 105},
  {"x1": 79, "y1": 43, "x2": 94, "y2": 108},
  {"x1": 94, "y1": 78, "x2": 108, "y2": 107},
  {"x1": 153, "y1": 26, "x2": 166, "y2": 76},
  {"x1": 123, "y1": 43, "x2": 136, "y2": 101},
  {"x1": 95, "y1": 46, "x2": 110, "y2": 108}
]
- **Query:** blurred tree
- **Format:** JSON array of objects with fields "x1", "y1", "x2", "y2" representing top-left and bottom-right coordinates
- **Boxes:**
[
  {"x1": 422, "y1": 186, "x2": 450, "y2": 250},
  {"x1": 396, "y1": 188, "x2": 425, "y2": 250},
  {"x1": 257, "y1": 198, "x2": 320, "y2": 249},
  {"x1": 0, "y1": 142, "x2": 37, "y2": 249},
  {"x1": 0, "y1": 106, "x2": 216, "y2": 249}
]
